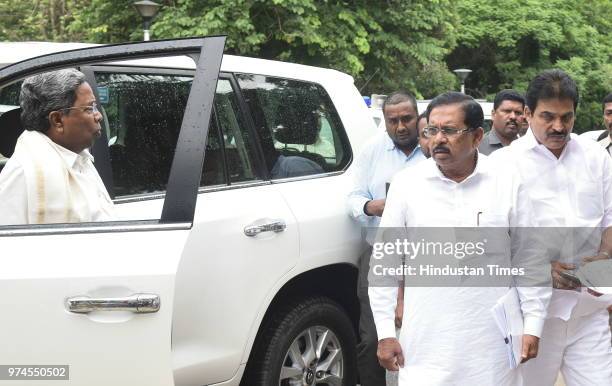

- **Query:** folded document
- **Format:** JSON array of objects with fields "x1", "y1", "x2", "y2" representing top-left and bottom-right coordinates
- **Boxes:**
[{"x1": 491, "y1": 287, "x2": 523, "y2": 369}]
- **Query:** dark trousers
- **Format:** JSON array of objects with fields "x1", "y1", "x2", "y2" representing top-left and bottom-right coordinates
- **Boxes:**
[{"x1": 357, "y1": 246, "x2": 386, "y2": 386}]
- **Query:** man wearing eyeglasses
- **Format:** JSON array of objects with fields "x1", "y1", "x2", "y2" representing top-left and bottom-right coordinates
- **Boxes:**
[
  {"x1": 0, "y1": 68, "x2": 114, "y2": 225},
  {"x1": 369, "y1": 92, "x2": 550, "y2": 385},
  {"x1": 347, "y1": 90, "x2": 425, "y2": 386}
]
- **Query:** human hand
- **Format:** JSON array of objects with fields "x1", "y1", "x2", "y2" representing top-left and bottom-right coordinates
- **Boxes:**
[
  {"x1": 551, "y1": 261, "x2": 579, "y2": 290},
  {"x1": 377, "y1": 338, "x2": 404, "y2": 371},
  {"x1": 365, "y1": 199, "x2": 386, "y2": 217},
  {"x1": 582, "y1": 252, "x2": 610, "y2": 264},
  {"x1": 520, "y1": 334, "x2": 539, "y2": 363}
]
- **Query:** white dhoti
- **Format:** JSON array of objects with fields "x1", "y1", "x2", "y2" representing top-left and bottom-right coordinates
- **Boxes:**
[
  {"x1": 521, "y1": 308, "x2": 612, "y2": 386},
  {"x1": 396, "y1": 287, "x2": 521, "y2": 386}
]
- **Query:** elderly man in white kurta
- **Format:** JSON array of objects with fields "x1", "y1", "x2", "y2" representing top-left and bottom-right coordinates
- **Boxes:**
[
  {"x1": 369, "y1": 92, "x2": 551, "y2": 386},
  {"x1": 492, "y1": 70, "x2": 612, "y2": 386},
  {"x1": 0, "y1": 69, "x2": 114, "y2": 225}
]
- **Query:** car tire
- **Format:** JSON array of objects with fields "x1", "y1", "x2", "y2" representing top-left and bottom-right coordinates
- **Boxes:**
[{"x1": 248, "y1": 296, "x2": 357, "y2": 386}]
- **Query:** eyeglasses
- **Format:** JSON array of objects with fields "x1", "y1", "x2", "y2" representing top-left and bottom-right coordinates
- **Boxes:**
[
  {"x1": 61, "y1": 102, "x2": 99, "y2": 115},
  {"x1": 422, "y1": 126, "x2": 475, "y2": 138}
]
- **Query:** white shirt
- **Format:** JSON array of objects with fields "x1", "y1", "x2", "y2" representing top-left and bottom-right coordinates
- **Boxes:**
[
  {"x1": 0, "y1": 130, "x2": 114, "y2": 225},
  {"x1": 347, "y1": 131, "x2": 425, "y2": 244},
  {"x1": 368, "y1": 155, "x2": 551, "y2": 385},
  {"x1": 492, "y1": 130, "x2": 612, "y2": 319}
]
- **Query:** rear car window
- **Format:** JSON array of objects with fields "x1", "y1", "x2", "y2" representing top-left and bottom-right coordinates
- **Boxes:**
[{"x1": 236, "y1": 74, "x2": 351, "y2": 180}]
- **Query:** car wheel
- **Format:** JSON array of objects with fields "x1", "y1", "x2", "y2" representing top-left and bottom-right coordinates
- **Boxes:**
[{"x1": 248, "y1": 296, "x2": 357, "y2": 386}]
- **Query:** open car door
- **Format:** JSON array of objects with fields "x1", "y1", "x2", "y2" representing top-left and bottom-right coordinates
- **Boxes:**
[{"x1": 0, "y1": 37, "x2": 225, "y2": 386}]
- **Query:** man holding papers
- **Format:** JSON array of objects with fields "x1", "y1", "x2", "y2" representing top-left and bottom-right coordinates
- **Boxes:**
[
  {"x1": 369, "y1": 92, "x2": 551, "y2": 385},
  {"x1": 492, "y1": 70, "x2": 612, "y2": 386}
]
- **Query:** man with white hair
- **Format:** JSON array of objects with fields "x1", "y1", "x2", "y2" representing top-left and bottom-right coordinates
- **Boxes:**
[{"x1": 0, "y1": 68, "x2": 114, "y2": 225}]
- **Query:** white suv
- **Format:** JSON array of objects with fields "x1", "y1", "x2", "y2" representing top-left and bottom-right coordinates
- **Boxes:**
[{"x1": 0, "y1": 38, "x2": 375, "y2": 386}]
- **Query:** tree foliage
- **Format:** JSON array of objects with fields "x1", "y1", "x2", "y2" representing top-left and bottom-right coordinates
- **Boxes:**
[
  {"x1": 0, "y1": 0, "x2": 610, "y2": 129},
  {"x1": 448, "y1": 0, "x2": 612, "y2": 131}
]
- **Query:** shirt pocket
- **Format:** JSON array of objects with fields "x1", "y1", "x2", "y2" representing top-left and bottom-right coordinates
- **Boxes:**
[
  {"x1": 476, "y1": 211, "x2": 508, "y2": 227},
  {"x1": 575, "y1": 184, "x2": 604, "y2": 222}
]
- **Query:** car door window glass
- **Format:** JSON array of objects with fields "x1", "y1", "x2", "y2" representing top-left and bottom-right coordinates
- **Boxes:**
[
  {"x1": 96, "y1": 72, "x2": 193, "y2": 197},
  {"x1": 236, "y1": 74, "x2": 350, "y2": 180},
  {"x1": 96, "y1": 72, "x2": 227, "y2": 197},
  {"x1": 210, "y1": 79, "x2": 258, "y2": 184},
  {"x1": 0, "y1": 82, "x2": 21, "y2": 166}
]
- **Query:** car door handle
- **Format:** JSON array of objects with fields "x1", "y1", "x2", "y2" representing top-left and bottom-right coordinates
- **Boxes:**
[
  {"x1": 244, "y1": 220, "x2": 286, "y2": 237},
  {"x1": 65, "y1": 293, "x2": 160, "y2": 314}
]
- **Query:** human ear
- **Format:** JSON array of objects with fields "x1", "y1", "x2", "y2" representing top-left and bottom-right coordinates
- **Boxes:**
[
  {"x1": 48, "y1": 111, "x2": 64, "y2": 133},
  {"x1": 524, "y1": 106, "x2": 532, "y2": 124},
  {"x1": 473, "y1": 127, "x2": 484, "y2": 146}
]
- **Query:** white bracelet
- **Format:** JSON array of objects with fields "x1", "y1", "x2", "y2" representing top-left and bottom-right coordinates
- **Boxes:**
[{"x1": 597, "y1": 251, "x2": 611, "y2": 258}]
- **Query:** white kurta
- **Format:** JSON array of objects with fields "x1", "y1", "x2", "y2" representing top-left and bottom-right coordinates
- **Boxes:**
[
  {"x1": 0, "y1": 130, "x2": 114, "y2": 225},
  {"x1": 369, "y1": 154, "x2": 551, "y2": 386},
  {"x1": 492, "y1": 130, "x2": 612, "y2": 386}
]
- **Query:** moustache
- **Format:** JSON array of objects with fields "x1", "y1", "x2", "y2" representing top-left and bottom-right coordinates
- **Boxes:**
[
  {"x1": 432, "y1": 145, "x2": 450, "y2": 154},
  {"x1": 506, "y1": 119, "x2": 518, "y2": 127},
  {"x1": 547, "y1": 130, "x2": 568, "y2": 138}
]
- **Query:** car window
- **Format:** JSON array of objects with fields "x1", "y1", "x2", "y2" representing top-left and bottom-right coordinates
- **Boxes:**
[
  {"x1": 96, "y1": 72, "x2": 237, "y2": 197},
  {"x1": 0, "y1": 38, "x2": 225, "y2": 227},
  {"x1": 236, "y1": 74, "x2": 351, "y2": 180},
  {"x1": 0, "y1": 81, "x2": 20, "y2": 104},
  {"x1": 0, "y1": 82, "x2": 21, "y2": 162},
  {"x1": 0, "y1": 72, "x2": 251, "y2": 197},
  {"x1": 211, "y1": 78, "x2": 258, "y2": 184}
]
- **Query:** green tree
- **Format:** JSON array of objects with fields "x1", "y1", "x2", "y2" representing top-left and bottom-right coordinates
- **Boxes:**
[
  {"x1": 151, "y1": 0, "x2": 457, "y2": 97},
  {"x1": 448, "y1": 0, "x2": 612, "y2": 131}
]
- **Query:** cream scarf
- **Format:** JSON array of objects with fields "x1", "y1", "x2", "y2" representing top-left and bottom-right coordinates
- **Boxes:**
[{"x1": 12, "y1": 130, "x2": 113, "y2": 224}]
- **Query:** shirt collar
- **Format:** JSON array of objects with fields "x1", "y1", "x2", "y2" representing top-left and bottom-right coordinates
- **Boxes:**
[
  {"x1": 43, "y1": 135, "x2": 94, "y2": 169},
  {"x1": 423, "y1": 151, "x2": 488, "y2": 183},
  {"x1": 383, "y1": 132, "x2": 397, "y2": 151},
  {"x1": 487, "y1": 129, "x2": 503, "y2": 145},
  {"x1": 515, "y1": 128, "x2": 577, "y2": 160},
  {"x1": 383, "y1": 132, "x2": 423, "y2": 159}
]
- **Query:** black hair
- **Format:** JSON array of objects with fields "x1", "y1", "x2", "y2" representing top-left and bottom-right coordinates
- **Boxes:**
[
  {"x1": 493, "y1": 89, "x2": 525, "y2": 110},
  {"x1": 525, "y1": 69, "x2": 579, "y2": 112},
  {"x1": 382, "y1": 90, "x2": 417, "y2": 115},
  {"x1": 603, "y1": 93, "x2": 612, "y2": 112},
  {"x1": 426, "y1": 91, "x2": 484, "y2": 129}
]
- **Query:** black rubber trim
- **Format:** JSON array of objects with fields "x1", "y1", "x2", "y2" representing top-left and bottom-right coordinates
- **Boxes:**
[{"x1": 160, "y1": 36, "x2": 226, "y2": 223}]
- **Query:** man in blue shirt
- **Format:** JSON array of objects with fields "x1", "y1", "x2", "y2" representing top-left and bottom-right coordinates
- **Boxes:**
[{"x1": 347, "y1": 90, "x2": 425, "y2": 386}]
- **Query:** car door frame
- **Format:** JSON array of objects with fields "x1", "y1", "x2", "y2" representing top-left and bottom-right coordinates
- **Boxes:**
[{"x1": 0, "y1": 36, "x2": 226, "y2": 226}]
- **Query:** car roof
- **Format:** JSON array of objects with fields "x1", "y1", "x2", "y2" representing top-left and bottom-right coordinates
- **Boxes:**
[{"x1": 0, "y1": 41, "x2": 354, "y2": 86}]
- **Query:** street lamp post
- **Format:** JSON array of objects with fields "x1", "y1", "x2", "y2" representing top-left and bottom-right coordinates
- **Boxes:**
[
  {"x1": 453, "y1": 68, "x2": 472, "y2": 94},
  {"x1": 133, "y1": 0, "x2": 161, "y2": 41}
]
